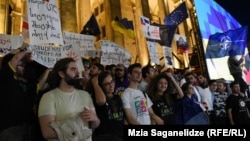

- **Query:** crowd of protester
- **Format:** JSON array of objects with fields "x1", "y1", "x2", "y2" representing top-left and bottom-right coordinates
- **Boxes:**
[{"x1": 0, "y1": 44, "x2": 250, "y2": 141}]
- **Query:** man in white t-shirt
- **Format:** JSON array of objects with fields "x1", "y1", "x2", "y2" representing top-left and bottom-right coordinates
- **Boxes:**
[
  {"x1": 38, "y1": 58, "x2": 100, "y2": 141},
  {"x1": 121, "y1": 63, "x2": 164, "y2": 125}
]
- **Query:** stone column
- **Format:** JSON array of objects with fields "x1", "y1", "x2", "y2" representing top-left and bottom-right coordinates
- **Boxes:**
[
  {"x1": 133, "y1": 0, "x2": 149, "y2": 66},
  {"x1": 59, "y1": 0, "x2": 77, "y2": 33}
]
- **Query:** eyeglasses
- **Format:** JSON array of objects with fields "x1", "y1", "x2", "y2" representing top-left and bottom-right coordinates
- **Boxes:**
[{"x1": 102, "y1": 80, "x2": 115, "y2": 87}]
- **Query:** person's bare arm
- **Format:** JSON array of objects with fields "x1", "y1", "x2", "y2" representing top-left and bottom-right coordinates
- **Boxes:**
[
  {"x1": 166, "y1": 72, "x2": 184, "y2": 99},
  {"x1": 39, "y1": 115, "x2": 58, "y2": 140},
  {"x1": 246, "y1": 108, "x2": 250, "y2": 118},
  {"x1": 148, "y1": 107, "x2": 164, "y2": 125},
  {"x1": 91, "y1": 76, "x2": 106, "y2": 105},
  {"x1": 79, "y1": 107, "x2": 100, "y2": 129},
  {"x1": 227, "y1": 108, "x2": 234, "y2": 125},
  {"x1": 123, "y1": 108, "x2": 140, "y2": 125},
  {"x1": 9, "y1": 50, "x2": 30, "y2": 70}
]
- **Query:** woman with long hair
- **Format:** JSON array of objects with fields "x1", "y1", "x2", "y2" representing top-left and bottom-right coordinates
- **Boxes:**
[
  {"x1": 146, "y1": 72, "x2": 183, "y2": 125},
  {"x1": 91, "y1": 71, "x2": 125, "y2": 141}
]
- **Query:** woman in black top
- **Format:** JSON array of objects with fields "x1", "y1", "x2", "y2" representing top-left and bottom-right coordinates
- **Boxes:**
[
  {"x1": 146, "y1": 73, "x2": 183, "y2": 125},
  {"x1": 91, "y1": 71, "x2": 125, "y2": 141}
]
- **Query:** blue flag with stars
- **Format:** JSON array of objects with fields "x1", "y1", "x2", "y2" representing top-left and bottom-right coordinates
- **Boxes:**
[
  {"x1": 165, "y1": 2, "x2": 188, "y2": 26},
  {"x1": 205, "y1": 26, "x2": 248, "y2": 59}
]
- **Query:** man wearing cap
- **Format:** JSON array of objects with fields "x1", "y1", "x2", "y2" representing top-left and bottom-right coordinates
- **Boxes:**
[
  {"x1": 114, "y1": 64, "x2": 129, "y2": 96},
  {"x1": 83, "y1": 63, "x2": 104, "y2": 93}
]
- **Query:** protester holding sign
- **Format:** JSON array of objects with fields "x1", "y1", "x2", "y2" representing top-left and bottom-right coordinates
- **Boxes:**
[{"x1": 0, "y1": 43, "x2": 50, "y2": 141}]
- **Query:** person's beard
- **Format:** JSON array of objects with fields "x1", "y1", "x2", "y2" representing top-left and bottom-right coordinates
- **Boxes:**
[{"x1": 64, "y1": 73, "x2": 79, "y2": 86}]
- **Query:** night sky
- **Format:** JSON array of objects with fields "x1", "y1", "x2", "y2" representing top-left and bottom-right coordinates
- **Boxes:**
[{"x1": 214, "y1": 0, "x2": 250, "y2": 41}]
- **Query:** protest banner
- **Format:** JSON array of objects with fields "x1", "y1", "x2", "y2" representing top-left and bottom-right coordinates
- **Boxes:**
[{"x1": 99, "y1": 40, "x2": 131, "y2": 67}]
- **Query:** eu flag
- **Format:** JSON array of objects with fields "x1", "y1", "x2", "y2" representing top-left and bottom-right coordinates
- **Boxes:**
[
  {"x1": 165, "y1": 2, "x2": 188, "y2": 26},
  {"x1": 205, "y1": 26, "x2": 248, "y2": 59},
  {"x1": 152, "y1": 23, "x2": 177, "y2": 47},
  {"x1": 80, "y1": 14, "x2": 101, "y2": 36}
]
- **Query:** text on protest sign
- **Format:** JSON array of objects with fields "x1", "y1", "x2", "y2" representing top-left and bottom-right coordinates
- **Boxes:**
[
  {"x1": 99, "y1": 40, "x2": 131, "y2": 67},
  {"x1": 27, "y1": 0, "x2": 64, "y2": 45}
]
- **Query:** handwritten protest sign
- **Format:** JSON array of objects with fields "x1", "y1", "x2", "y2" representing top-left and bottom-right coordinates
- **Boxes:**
[
  {"x1": 31, "y1": 44, "x2": 83, "y2": 70},
  {"x1": 162, "y1": 46, "x2": 173, "y2": 67},
  {"x1": 26, "y1": 0, "x2": 64, "y2": 45},
  {"x1": 63, "y1": 31, "x2": 95, "y2": 57},
  {"x1": 31, "y1": 43, "x2": 83, "y2": 72},
  {"x1": 99, "y1": 40, "x2": 131, "y2": 67},
  {"x1": 0, "y1": 34, "x2": 24, "y2": 56},
  {"x1": 146, "y1": 41, "x2": 159, "y2": 64},
  {"x1": 31, "y1": 45, "x2": 61, "y2": 68}
]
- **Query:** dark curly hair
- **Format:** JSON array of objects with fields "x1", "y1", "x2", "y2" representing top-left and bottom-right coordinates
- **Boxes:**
[{"x1": 146, "y1": 73, "x2": 175, "y2": 105}]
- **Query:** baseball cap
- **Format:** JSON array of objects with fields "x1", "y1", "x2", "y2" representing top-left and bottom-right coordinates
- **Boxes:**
[{"x1": 116, "y1": 64, "x2": 125, "y2": 71}]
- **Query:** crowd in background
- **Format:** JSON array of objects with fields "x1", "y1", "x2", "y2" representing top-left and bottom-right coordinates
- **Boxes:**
[{"x1": 0, "y1": 44, "x2": 250, "y2": 141}]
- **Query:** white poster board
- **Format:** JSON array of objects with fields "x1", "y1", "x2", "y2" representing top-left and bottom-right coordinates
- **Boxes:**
[
  {"x1": 99, "y1": 40, "x2": 131, "y2": 67},
  {"x1": 27, "y1": 0, "x2": 64, "y2": 45},
  {"x1": 0, "y1": 34, "x2": 24, "y2": 56}
]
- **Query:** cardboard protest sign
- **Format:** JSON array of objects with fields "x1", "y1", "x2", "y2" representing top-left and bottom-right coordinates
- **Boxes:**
[
  {"x1": 0, "y1": 34, "x2": 24, "y2": 56},
  {"x1": 162, "y1": 46, "x2": 174, "y2": 67},
  {"x1": 26, "y1": 0, "x2": 64, "y2": 45},
  {"x1": 31, "y1": 45, "x2": 61, "y2": 68},
  {"x1": 99, "y1": 40, "x2": 131, "y2": 67},
  {"x1": 146, "y1": 41, "x2": 159, "y2": 64},
  {"x1": 63, "y1": 31, "x2": 95, "y2": 57}
]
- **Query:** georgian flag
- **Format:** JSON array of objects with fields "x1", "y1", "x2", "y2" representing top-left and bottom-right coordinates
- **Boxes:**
[{"x1": 22, "y1": 15, "x2": 29, "y2": 39}]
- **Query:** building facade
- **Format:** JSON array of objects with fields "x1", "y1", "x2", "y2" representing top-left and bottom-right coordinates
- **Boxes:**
[{"x1": 0, "y1": 0, "x2": 205, "y2": 74}]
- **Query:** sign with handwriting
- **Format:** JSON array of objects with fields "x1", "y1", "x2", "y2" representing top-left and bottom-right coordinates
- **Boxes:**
[
  {"x1": 27, "y1": 0, "x2": 64, "y2": 45},
  {"x1": 0, "y1": 34, "x2": 24, "y2": 56},
  {"x1": 100, "y1": 40, "x2": 131, "y2": 67}
]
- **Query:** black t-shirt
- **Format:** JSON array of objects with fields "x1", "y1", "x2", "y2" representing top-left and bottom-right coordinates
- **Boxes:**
[
  {"x1": 0, "y1": 63, "x2": 37, "y2": 132},
  {"x1": 226, "y1": 94, "x2": 250, "y2": 124},
  {"x1": 151, "y1": 95, "x2": 177, "y2": 125},
  {"x1": 93, "y1": 95, "x2": 124, "y2": 138}
]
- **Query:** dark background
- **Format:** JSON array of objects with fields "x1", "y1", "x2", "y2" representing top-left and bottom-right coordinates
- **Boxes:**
[{"x1": 214, "y1": 0, "x2": 250, "y2": 41}]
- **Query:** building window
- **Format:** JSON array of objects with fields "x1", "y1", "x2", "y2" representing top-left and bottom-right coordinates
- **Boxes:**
[
  {"x1": 100, "y1": 3, "x2": 104, "y2": 12},
  {"x1": 102, "y1": 26, "x2": 106, "y2": 38},
  {"x1": 94, "y1": 7, "x2": 99, "y2": 16}
]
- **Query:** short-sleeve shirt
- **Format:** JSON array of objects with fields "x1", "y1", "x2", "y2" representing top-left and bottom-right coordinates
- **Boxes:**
[
  {"x1": 38, "y1": 88, "x2": 94, "y2": 122},
  {"x1": 150, "y1": 95, "x2": 176, "y2": 125},
  {"x1": 226, "y1": 94, "x2": 249, "y2": 124},
  {"x1": 121, "y1": 88, "x2": 153, "y2": 125},
  {"x1": 93, "y1": 95, "x2": 124, "y2": 137}
]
